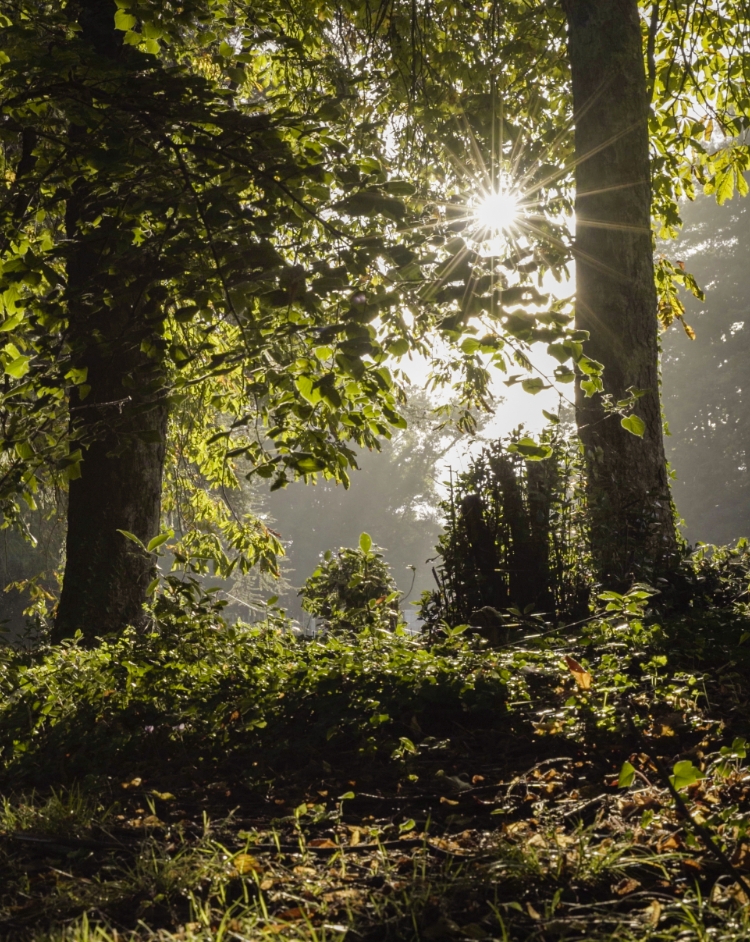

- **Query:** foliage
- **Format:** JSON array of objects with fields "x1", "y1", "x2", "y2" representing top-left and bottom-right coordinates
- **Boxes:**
[
  {"x1": 421, "y1": 426, "x2": 591, "y2": 630},
  {"x1": 0, "y1": 0, "x2": 593, "y2": 590},
  {"x1": 264, "y1": 388, "x2": 471, "y2": 615},
  {"x1": 0, "y1": 579, "x2": 516, "y2": 788},
  {"x1": 300, "y1": 533, "x2": 403, "y2": 631},
  {"x1": 3, "y1": 549, "x2": 750, "y2": 937}
]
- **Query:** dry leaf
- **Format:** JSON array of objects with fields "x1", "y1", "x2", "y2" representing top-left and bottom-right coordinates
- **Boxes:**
[
  {"x1": 657, "y1": 835, "x2": 681, "y2": 852},
  {"x1": 277, "y1": 907, "x2": 305, "y2": 921},
  {"x1": 440, "y1": 796, "x2": 459, "y2": 806},
  {"x1": 644, "y1": 900, "x2": 662, "y2": 926},
  {"x1": 613, "y1": 877, "x2": 641, "y2": 896},
  {"x1": 308, "y1": 838, "x2": 338, "y2": 848},
  {"x1": 141, "y1": 815, "x2": 162, "y2": 828},
  {"x1": 233, "y1": 853, "x2": 262, "y2": 875},
  {"x1": 564, "y1": 655, "x2": 592, "y2": 689}
]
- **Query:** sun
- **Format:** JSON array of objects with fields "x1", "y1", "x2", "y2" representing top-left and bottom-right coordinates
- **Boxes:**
[{"x1": 474, "y1": 188, "x2": 520, "y2": 237}]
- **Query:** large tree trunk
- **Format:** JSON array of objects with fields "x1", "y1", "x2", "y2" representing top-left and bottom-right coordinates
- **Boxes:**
[
  {"x1": 53, "y1": 356, "x2": 168, "y2": 641},
  {"x1": 562, "y1": 0, "x2": 679, "y2": 586},
  {"x1": 52, "y1": 0, "x2": 168, "y2": 642}
]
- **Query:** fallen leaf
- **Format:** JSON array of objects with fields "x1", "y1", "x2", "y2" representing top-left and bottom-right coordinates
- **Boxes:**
[
  {"x1": 564, "y1": 655, "x2": 592, "y2": 689},
  {"x1": 141, "y1": 815, "x2": 162, "y2": 828},
  {"x1": 308, "y1": 838, "x2": 338, "y2": 848},
  {"x1": 731, "y1": 843, "x2": 750, "y2": 870},
  {"x1": 657, "y1": 835, "x2": 682, "y2": 852},
  {"x1": 613, "y1": 877, "x2": 641, "y2": 895},
  {"x1": 440, "y1": 796, "x2": 459, "y2": 806},
  {"x1": 233, "y1": 853, "x2": 262, "y2": 874},
  {"x1": 277, "y1": 907, "x2": 305, "y2": 921},
  {"x1": 643, "y1": 899, "x2": 661, "y2": 926},
  {"x1": 526, "y1": 902, "x2": 541, "y2": 920}
]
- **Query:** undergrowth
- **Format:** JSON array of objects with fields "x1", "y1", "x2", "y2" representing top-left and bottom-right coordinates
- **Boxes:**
[{"x1": 2, "y1": 545, "x2": 750, "y2": 939}]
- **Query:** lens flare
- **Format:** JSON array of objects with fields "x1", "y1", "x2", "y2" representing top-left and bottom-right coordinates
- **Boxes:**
[{"x1": 474, "y1": 189, "x2": 519, "y2": 236}]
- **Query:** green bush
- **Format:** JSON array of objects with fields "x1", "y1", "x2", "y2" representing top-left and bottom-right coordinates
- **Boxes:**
[
  {"x1": 0, "y1": 577, "x2": 513, "y2": 789},
  {"x1": 300, "y1": 532, "x2": 402, "y2": 631}
]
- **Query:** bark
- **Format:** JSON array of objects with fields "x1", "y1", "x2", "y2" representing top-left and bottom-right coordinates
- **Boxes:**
[
  {"x1": 562, "y1": 0, "x2": 679, "y2": 586},
  {"x1": 52, "y1": 0, "x2": 168, "y2": 642},
  {"x1": 53, "y1": 358, "x2": 168, "y2": 641}
]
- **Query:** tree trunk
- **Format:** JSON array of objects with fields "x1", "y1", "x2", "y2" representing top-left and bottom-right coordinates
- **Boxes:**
[
  {"x1": 53, "y1": 359, "x2": 168, "y2": 641},
  {"x1": 562, "y1": 0, "x2": 679, "y2": 586},
  {"x1": 52, "y1": 0, "x2": 168, "y2": 642}
]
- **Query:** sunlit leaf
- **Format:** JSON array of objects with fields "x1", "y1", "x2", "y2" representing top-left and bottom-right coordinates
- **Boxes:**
[{"x1": 620, "y1": 414, "x2": 645, "y2": 437}]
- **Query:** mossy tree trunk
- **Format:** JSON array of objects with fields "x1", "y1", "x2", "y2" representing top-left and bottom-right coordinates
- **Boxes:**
[{"x1": 562, "y1": 0, "x2": 679, "y2": 586}]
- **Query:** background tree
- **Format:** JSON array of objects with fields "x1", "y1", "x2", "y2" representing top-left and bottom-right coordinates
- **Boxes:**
[
  {"x1": 323, "y1": 0, "x2": 750, "y2": 585},
  {"x1": 561, "y1": 0, "x2": 678, "y2": 584}
]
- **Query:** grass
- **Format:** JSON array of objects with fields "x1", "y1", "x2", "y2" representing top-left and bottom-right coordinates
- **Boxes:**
[{"x1": 3, "y1": 568, "x2": 750, "y2": 939}]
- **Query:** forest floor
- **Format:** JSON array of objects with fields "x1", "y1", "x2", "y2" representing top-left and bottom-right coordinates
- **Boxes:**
[{"x1": 3, "y1": 570, "x2": 750, "y2": 940}]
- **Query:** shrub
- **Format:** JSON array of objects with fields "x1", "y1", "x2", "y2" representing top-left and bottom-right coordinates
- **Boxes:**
[{"x1": 300, "y1": 532, "x2": 402, "y2": 631}]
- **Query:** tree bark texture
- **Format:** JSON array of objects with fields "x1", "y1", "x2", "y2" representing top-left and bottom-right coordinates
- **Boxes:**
[
  {"x1": 562, "y1": 0, "x2": 679, "y2": 586},
  {"x1": 53, "y1": 0, "x2": 168, "y2": 641}
]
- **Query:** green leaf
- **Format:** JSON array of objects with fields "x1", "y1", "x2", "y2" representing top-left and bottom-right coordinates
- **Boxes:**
[
  {"x1": 669, "y1": 760, "x2": 703, "y2": 791},
  {"x1": 547, "y1": 342, "x2": 570, "y2": 364},
  {"x1": 542, "y1": 409, "x2": 560, "y2": 425},
  {"x1": 295, "y1": 455, "x2": 326, "y2": 473},
  {"x1": 4, "y1": 355, "x2": 30, "y2": 378},
  {"x1": 509, "y1": 437, "x2": 552, "y2": 460},
  {"x1": 117, "y1": 529, "x2": 147, "y2": 552},
  {"x1": 577, "y1": 355, "x2": 602, "y2": 376},
  {"x1": 399, "y1": 817, "x2": 417, "y2": 832},
  {"x1": 618, "y1": 760, "x2": 636, "y2": 788},
  {"x1": 296, "y1": 375, "x2": 321, "y2": 404},
  {"x1": 580, "y1": 377, "x2": 602, "y2": 397},
  {"x1": 0, "y1": 311, "x2": 24, "y2": 332},
  {"x1": 384, "y1": 180, "x2": 416, "y2": 196},
  {"x1": 555, "y1": 367, "x2": 575, "y2": 384},
  {"x1": 398, "y1": 736, "x2": 418, "y2": 753},
  {"x1": 461, "y1": 337, "x2": 481, "y2": 354},
  {"x1": 114, "y1": 9, "x2": 137, "y2": 29},
  {"x1": 621, "y1": 414, "x2": 645, "y2": 437},
  {"x1": 715, "y1": 166, "x2": 735, "y2": 205},
  {"x1": 521, "y1": 377, "x2": 546, "y2": 394},
  {"x1": 387, "y1": 337, "x2": 410, "y2": 356},
  {"x1": 147, "y1": 529, "x2": 174, "y2": 552},
  {"x1": 359, "y1": 532, "x2": 373, "y2": 553}
]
